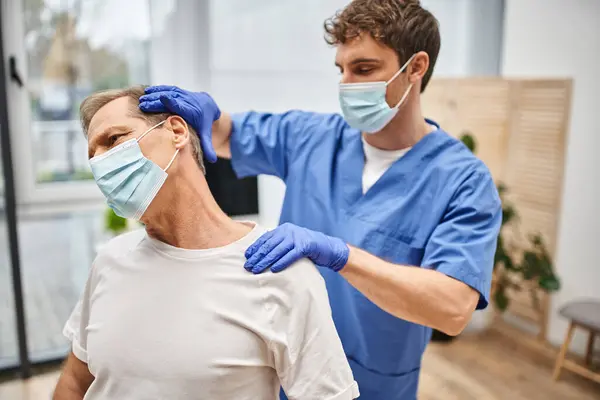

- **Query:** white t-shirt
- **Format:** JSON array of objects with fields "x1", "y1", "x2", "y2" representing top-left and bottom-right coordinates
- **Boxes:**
[
  {"x1": 361, "y1": 124, "x2": 438, "y2": 194},
  {"x1": 362, "y1": 137, "x2": 411, "y2": 194},
  {"x1": 63, "y1": 223, "x2": 359, "y2": 400}
]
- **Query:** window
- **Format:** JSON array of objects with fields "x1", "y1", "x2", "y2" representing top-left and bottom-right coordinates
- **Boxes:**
[
  {"x1": 1, "y1": 0, "x2": 198, "y2": 368},
  {"x1": 5, "y1": 0, "x2": 153, "y2": 205}
]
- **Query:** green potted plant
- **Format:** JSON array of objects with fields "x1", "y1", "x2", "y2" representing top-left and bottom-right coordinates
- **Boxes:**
[
  {"x1": 105, "y1": 207, "x2": 128, "y2": 236},
  {"x1": 431, "y1": 132, "x2": 561, "y2": 341},
  {"x1": 459, "y1": 132, "x2": 560, "y2": 314},
  {"x1": 94, "y1": 207, "x2": 130, "y2": 254}
]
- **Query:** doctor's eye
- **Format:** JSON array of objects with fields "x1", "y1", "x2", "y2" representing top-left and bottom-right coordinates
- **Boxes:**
[{"x1": 355, "y1": 67, "x2": 374, "y2": 75}]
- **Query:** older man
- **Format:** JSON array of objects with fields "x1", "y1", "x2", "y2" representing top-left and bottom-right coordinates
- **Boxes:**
[{"x1": 52, "y1": 86, "x2": 359, "y2": 400}]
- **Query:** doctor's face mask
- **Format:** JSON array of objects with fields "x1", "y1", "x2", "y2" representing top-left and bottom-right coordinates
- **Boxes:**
[
  {"x1": 338, "y1": 54, "x2": 416, "y2": 134},
  {"x1": 325, "y1": 0, "x2": 441, "y2": 133}
]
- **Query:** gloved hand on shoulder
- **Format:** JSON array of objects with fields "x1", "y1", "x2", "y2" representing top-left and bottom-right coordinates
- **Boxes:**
[{"x1": 244, "y1": 223, "x2": 350, "y2": 274}]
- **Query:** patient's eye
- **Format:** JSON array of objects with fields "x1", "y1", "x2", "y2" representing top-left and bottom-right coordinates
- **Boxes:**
[{"x1": 108, "y1": 132, "x2": 127, "y2": 146}]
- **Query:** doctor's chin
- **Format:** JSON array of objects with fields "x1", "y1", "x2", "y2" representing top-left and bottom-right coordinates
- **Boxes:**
[{"x1": 0, "y1": 1, "x2": 598, "y2": 400}]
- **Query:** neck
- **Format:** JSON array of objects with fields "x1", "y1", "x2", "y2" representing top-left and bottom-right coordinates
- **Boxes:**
[
  {"x1": 363, "y1": 94, "x2": 431, "y2": 151},
  {"x1": 142, "y1": 161, "x2": 251, "y2": 249}
]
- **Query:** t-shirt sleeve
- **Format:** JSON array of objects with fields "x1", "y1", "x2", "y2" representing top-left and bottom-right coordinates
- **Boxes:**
[
  {"x1": 264, "y1": 261, "x2": 359, "y2": 400},
  {"x1": 229, "y1": 111, "x2": 344, "y2": 182},
  {"x1": 63, "y1": 263, "x2": 97, "y2": 363},
  {"x1": 422, "y1": 170, "x2": 502, "y2": 310}
]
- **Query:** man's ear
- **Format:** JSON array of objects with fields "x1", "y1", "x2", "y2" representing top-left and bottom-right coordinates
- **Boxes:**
[
  {"x1": 166, "y1": 115, "x2": 190, "y2": 150},
  {"x1": 408, "y1": 51, "x2": 430, "y2": 84}
]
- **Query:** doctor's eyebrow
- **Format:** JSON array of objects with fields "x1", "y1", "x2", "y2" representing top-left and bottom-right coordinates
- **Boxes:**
[
  {"x1": 335, "y1": 57, "x2": 382, "y2": 70},
  {"x1": 336, "y1": 57, "x2": 381, "y2": 66}
]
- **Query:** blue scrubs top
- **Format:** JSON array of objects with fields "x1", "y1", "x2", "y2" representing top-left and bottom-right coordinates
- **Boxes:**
[{"x1": 230, "y1": 111, "x2": 502, "y2": 400}]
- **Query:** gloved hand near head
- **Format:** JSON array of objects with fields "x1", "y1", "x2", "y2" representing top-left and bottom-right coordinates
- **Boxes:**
[{"x1": 139, "y1": 86, "x2": 221, "y2": 163}]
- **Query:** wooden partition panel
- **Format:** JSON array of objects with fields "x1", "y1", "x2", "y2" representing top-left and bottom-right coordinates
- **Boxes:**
[
  {"x1": 423, "y1": 79, "x2": 511, "y2": 180},
  {"x1": 422, "y1": 78, "x2": 572, "y2": 338}
]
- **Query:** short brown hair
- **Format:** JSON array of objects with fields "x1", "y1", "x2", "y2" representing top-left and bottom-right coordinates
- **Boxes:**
[
  {"x1": 324, "y1": 0, "x2": 440, "y2": 92},
  {"x1": 79, "y1": 85, "x2": 204, "y2": 172}
]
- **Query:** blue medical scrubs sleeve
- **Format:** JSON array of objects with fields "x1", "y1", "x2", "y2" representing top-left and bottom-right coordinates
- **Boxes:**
[
  {"x1": 229, "y1": 111, "x2": 319, "y2": 181},
  {"x1": 422, "y1": 171, "x2": 502, "y2": 310}
]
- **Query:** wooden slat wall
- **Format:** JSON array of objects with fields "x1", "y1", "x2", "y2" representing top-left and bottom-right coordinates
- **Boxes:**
[
  {"x1": 423, "y1": 79, "x2": 511, "y2": 180},
  {"x1": 503, "y1": 80, "x2": 571, "y2": 255},
  {"x1": 502, "y1": 80, "x2": 571, "y2": 337},
  {"x1": 422, "y1": 78, "x2": 572, "y2": 338}
]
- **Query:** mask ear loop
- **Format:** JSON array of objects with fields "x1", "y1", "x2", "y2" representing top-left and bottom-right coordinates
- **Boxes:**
[
  {"x1": 163, "y1": 149, "x2": 180, "y2": 172},
  {"x1": 386, "y1": 53, "x2": 417, "y2": 86},
  {"x1": 393, "y1": 83, "x2": 414, "y2": 109},
  {"x1": 136, "y1": 119, "x2": 180, "y2": 172},
  {"x1": 137, "y1": 120, "x2": 167, "y2": 142}
]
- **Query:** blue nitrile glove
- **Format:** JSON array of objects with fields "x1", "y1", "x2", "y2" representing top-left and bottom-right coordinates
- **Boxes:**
[
  {"x1": 244, "y1": 223, "x2": 350, "y2": 274},
  {"x1": 139, "y1": 85, "x2": 221, "y2": 163}
]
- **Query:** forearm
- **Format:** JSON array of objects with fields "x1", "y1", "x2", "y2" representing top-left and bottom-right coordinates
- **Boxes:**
[
  {"x1": 339, "y1": 246, "x2": 479, "y2": 335},
  {"x1": 53, "y1": 353, "x2": 94, "y2": 400},
  {"x1": 53, "y1": 376, "x2": 87, "y2": 400},
  {"x1": 212, "y1": 112, "x2": 232, "y2": 159}
]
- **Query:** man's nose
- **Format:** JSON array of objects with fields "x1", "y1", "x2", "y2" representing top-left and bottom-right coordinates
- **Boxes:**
[{"x1": 339, "y1": 72, "x2": 354, "y2": 84}]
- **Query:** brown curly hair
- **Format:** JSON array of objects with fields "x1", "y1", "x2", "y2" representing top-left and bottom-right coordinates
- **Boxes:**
[{"x1": 324, "y1": 0, "x2": 440, "y2": 92}]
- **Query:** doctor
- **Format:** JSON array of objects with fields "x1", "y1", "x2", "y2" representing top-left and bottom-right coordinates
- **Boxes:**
[{"x1": 139, "y1": 0, "x2": 501, "y2": 398}]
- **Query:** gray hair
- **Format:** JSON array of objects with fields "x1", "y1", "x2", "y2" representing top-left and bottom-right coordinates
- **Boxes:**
[{"x1": 79, "y1": 85, "x2": 205, "y2": 173}]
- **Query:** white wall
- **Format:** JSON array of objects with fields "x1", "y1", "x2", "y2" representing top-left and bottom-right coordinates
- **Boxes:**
[
  {"x1": 502, "y1": 0, "x2": 600, "y2": 352},
  {"x1": 206, "y1": 0, "x2": 504, "y2": 227},
  {"x1": 150, "y1": 0, "x2": 210, "y2": 91}
]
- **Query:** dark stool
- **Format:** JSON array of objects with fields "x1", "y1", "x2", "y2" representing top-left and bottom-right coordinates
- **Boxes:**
[{"x1": 553, "y1": 300, "x2": 600, "y2": 384}]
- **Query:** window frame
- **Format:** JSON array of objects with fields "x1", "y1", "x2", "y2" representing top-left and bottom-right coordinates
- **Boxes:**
[
  {"x1": 2, "y1": 0, "x2": 211, "y2": 210},
  {"x1": 1, "y1": 0, "x2": 103, "y2": 206}
]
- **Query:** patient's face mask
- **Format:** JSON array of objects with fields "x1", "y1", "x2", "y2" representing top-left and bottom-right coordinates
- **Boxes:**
[
  {"x1": 339, "y1": 54, "x2": 416, "y2": 134},
  {"x1": 90, "y1": 120, "x2": 179, "y2": 220}
]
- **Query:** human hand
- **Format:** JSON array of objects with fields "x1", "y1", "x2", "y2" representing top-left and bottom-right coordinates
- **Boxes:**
[
  {"x1": 244, "y1": 223, "x2": 349, "y2": 274},
  {"x1": 139, "y1": 85, "x2": 221, "y2": 163}
]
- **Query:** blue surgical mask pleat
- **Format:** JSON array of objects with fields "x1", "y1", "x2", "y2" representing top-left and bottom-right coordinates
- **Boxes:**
[
  {"x1": 89, "y1": 120, "x2": 176, "y2": 220},
  {"x1": 338, "y1": 54, "x2": 417, "y2": 133},
  {"x1": 103, "y1": 160, "x2": 149, "y2": 200}
]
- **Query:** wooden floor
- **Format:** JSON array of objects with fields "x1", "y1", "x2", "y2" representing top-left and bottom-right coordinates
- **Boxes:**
[
  {"x1": 1, "y1": 327, "x2": 598, "y2": 400},
  {"x1": 419, "y1": 328, "x2": 600, "y2": 400}
]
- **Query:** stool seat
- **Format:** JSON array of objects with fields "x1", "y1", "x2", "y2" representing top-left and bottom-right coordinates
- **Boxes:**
[
  {"x1": 559, "y1": 300, "x2": 600, "y2": 330},
  {"x1": 554, "y1": 299, "x2": 600, "y2": 384}
]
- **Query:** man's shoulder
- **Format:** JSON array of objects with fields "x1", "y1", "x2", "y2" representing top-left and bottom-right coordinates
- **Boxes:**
[
  {"x1": 96, "y1": 228, "x2": 146, "y2": 261},
  {"x1": 258, "y1": 258, "x2": 329, "y2": 304},
  {"x1": 429, "y1": 129, "x2": 494, "y2": 179}
]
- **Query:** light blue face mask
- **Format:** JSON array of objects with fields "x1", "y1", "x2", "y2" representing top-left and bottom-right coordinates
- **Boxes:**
[
  {"x1": 89, "y1": 120, "x2": 179, "y2": 220},
  {"x1": 339, "y1": 54, "x2": 416, "y2": 134}
]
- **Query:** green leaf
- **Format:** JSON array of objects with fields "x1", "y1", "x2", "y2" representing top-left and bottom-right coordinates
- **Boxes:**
[
  {"x1": 503, "y1": 254, "x2": 516, "y2": 271},
  {"x1": 530, "y1": 234, "x2": 543, "y2": 247},
  {"x1": 459, "y1": 133, "x2": 477, "y2": 153},
  {"x1": 105, "y1": 207, "x2": 128, "y2": 234},
  {"x1": 502, "y1": 204, "x2": 518, "y2": 226},
  {"x1": 539, "y1": 276, "x2": 561, "y2": 292},
  {"x1": 497, "y1": 182, "x2": 508, "y2": 196},
  {"x1": 494, "y1": 287, "x2": 510, "y2": 311}
]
